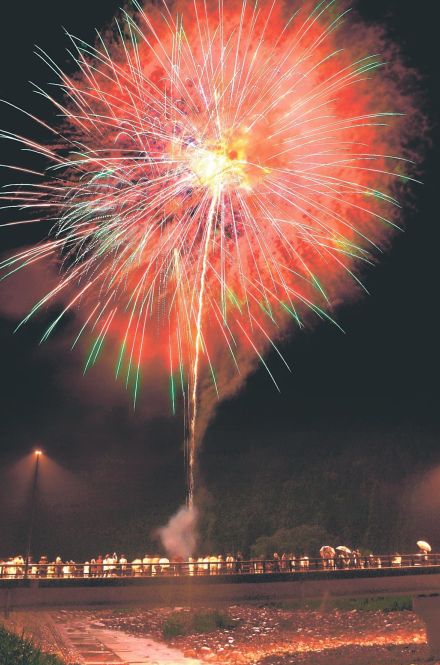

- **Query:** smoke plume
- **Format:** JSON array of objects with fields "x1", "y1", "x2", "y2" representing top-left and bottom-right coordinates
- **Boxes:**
[{"x1": 157, "y1": 505, "x2": 198, "y2": 559}]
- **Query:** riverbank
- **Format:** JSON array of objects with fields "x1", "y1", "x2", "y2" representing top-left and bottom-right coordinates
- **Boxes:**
[{"x1": 0, "y1": 625, "x2": 64, "y2": 665}]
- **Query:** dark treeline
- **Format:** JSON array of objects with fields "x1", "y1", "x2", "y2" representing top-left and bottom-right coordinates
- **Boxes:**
[
  {"x1": 197, "y1": 424, "x2": 439, "y2": 557},
  {"x1": 0, "y1": 422, "x2": 438, "y2": 561}
]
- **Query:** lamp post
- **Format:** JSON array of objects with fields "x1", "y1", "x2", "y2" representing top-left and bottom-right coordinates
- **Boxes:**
[{"x1": 24, "y1": 449, "x2": 42, "y2": 578}]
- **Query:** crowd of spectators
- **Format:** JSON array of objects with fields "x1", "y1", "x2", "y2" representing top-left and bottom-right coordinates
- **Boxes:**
[{"x1": 0, "y1": 548, "x2": 433, "y2": 579}]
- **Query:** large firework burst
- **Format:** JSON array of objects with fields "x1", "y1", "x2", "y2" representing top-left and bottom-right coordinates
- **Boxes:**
[{"x1": 0, "y1": 0, "x2": 420, "y2": 504}]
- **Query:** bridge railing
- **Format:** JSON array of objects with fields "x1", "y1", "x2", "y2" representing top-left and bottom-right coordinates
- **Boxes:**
[{"x1": 1, "y1": 553, "x2": 439, "y2": 580}]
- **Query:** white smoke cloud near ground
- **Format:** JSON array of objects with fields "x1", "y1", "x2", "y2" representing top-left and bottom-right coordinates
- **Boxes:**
[{"x1": 157, "y1": 505, "x2": 198, "y2": 559}]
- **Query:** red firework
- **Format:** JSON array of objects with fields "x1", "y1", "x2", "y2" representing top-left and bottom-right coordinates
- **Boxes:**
[{"x1": 0, "y1": 0, "x2": 421, "y2": 501}]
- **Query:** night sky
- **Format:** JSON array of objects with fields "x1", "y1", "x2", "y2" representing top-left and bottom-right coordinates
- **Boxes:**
[{"x1": 0, "y1": 0, "x2": 438, "y2": 560}]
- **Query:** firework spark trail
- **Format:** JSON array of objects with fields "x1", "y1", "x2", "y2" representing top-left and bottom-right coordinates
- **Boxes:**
[
  {"x1": 0, "y1": 0, "x2": 421, "y2": 508},
  {"x1": 188, "y1": 186, "x2": 220, "y2": 508}
]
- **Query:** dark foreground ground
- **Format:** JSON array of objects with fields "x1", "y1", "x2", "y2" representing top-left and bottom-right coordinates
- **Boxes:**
[{"x1": 0, "y1": 602, "x2": 435, "y2": 665}]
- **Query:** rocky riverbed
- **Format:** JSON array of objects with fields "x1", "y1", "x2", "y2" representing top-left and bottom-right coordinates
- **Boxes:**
[
  {"x1": 1, "y1": 604, "x2": 433, "y2": 664},
  {"x1": 88, "y1": 604, "x2": 429, "y2": 664}
]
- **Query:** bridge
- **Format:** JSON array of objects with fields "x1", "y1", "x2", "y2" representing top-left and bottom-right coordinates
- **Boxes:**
[{"x1": 2, "y1": 556, "x2": 440, "y2": 657}]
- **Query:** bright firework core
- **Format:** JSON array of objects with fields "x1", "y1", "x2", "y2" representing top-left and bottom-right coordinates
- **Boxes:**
[
  {"x1": 187, "y1": 130, "x2": 264, "y2": 191},
  {"x1": 189, "y1": 143, "x2": 239, "y2": 189}
]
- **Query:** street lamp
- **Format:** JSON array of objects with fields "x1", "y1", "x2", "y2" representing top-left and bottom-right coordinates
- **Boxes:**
[{"x1": 24, "y1": 449, "x2": 42, "y2": 578}]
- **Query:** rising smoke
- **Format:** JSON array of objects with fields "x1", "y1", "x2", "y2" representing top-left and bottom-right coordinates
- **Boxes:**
[{"x1": 158, "y1": 504, "x2": 199, "y2": 559}]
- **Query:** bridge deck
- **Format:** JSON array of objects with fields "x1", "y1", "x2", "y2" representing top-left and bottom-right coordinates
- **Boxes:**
[{"x1": 2, "y1": 564, "x2": 440, "y2": 612}]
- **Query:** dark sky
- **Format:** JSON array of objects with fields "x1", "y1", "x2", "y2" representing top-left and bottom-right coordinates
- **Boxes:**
[{"x1": 0, "y1": 0, "x2": 438, "y2": 559}]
